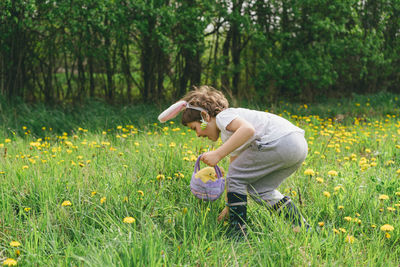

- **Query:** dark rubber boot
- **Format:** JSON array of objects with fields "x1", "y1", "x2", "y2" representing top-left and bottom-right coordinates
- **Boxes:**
[
  {"x1": 227, "y1": 192, "x2": 247, "y2": 238},
  {"x1": 271, "y1": 196, "x2": 310, "y2": 230}
]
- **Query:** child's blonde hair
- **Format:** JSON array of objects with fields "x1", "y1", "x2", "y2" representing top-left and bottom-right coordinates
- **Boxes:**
[{"x1": 181, "y1": 85, "x2": 229, "y2": 125}]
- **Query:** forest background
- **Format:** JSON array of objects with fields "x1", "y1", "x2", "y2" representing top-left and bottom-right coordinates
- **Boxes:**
[{"x1": 1, "y1": 0, "x2": 399, "y2": 105}]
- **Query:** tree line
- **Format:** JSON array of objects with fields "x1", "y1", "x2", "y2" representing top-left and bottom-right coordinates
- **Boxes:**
[{"x1": 1, "y1": 0, "x2": 399, "y2": 104}]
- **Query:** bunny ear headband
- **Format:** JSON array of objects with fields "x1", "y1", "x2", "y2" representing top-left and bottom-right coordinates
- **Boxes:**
[{"x1": 158, "y1": 100, "x2": 206, "y2": 123}]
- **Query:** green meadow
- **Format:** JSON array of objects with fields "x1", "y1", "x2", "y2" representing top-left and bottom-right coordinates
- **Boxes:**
[{"x1": 1, "y1": 93, "x2": 400, "y2": 266}]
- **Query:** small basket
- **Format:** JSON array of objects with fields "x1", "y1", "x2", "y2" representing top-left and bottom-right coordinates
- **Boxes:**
[{"x1": 190, "y1": 155, "x2": 225, "y2": 201}]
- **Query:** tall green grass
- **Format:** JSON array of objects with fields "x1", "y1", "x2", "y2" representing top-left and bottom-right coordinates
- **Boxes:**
[{"x1": 0, "y1": 93, "x2": 399, "y2": 266}]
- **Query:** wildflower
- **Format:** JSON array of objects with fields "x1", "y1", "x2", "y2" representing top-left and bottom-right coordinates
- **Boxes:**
[
  {"x1": 379, "y1": 194, "x2": 389, "y2": 200},
  {"x1": 338, "y1": 205, "x2": 344, "y2": 210},
  {"x1": 385, "y1": 232, "x2": 391, "y2": 239},
  {"x1": 318, "y1": 222, "x2": 324, "y2": 227},
  {"x1": 169, "y1": 142, "x2": 176, "y2": 148},
  {"x1": 123, "y1": 217, "x2": 135, "y2": 224},
  {"x1": 316, "y1": 177, "x2": 324, "y2": 183},
  {"x1": 339, "y1": 228, "x2": 346, "y2": 233},
  {"x1": 304, "y1": 169, "x2": 315, "y2": 176},
  {"x1": 22, "y1": 166, "x2": 29, "y2": 170},
  {"x1": 156, "y1": 174, "x2": 165, "y2": 181},
  {"x1": 91, "y1": 191, "x2": 97, "y2": 197},
  {"x1": 344, "y1": 216, "x2": 352, "y2": 222},
  {"x1": 328, "y1": 170, "x2": 338, "y2": 176},
  {"x1": 396, "y1": 170, "x2": 400, "y2": 175},
  {"x1": 333, "y1": 228, "x2": 340, "y2": 234},
  {"x1": 385, "y1": 160, "x2": 395, "y2": 166},
  {"x1": 345, "y1": 235, "x2": 355, "y2": 244},
  {"x1": 24, "y1": 207, "x2": 31, "y2": 212},
  {"x1": 137, "y1": 190, "x2": 144, "y2": 196},
  {"x1": 387, "y1": 207, "x2": 396, "y2": 212},
  {"x1": 323, "y1": 191, "x2": 331, "y2": 198},
  {"x1": 9, "y1": 241, "x2": 21, "y2": 247},
  {"x1": 2, "y1": 258, "x2": 17, "y2": 266},
  {"x1": 371, "y1": 224, "x2": 376, "y2": 228},
  {"x1": 182, "y1": 207, "x2": 188, "y2": 214},
  {"x1": 380, "y1": 224, "x2": 394, "y2": 232},
  {"x1": 100, "y1": 197, "x2": 106, "y2": 204},
  {"x1": 5, "y1": 139, "x2": 11, "y2": 143},
  {"x1": 61, "y1": 200, "x2": 72, "y2": 207}
]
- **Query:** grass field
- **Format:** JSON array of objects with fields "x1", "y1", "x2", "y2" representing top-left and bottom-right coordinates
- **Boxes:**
[{"x1": 0, "y1": 93, "x2": 400, "y2": 266}]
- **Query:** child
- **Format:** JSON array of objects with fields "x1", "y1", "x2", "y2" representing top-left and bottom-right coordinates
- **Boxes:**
[{"x1": 159, "y1": 85, "x2": 309, "y2": 236}]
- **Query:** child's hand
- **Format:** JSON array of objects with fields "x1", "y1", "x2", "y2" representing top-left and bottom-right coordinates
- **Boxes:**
[
  {"x1": 217, "y1": 206, "x2": 229, "y2": 222},
  {"x1": 201, "y1": 151, "x2": 222, "y2": 166}
]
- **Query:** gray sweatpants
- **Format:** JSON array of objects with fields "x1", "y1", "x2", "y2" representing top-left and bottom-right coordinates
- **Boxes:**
[{"x1": 227, "y1": 132, "x2": 308, "y2": 206}]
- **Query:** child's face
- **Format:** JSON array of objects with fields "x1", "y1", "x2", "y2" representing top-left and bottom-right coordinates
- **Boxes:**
[{"x1": 187, "y1": 118, "x2": 220, "y2": 141}]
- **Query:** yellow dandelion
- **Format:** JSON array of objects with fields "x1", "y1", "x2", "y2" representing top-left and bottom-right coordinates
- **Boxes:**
[
  {"x1": 5, "y1": 139, "x2": 11, "y2": 143},
  {"x1": 156, "y1": 174, "x2": 165, "y2": 181},
  {"x1": 323, "y1": 191, "x2": 331, "y2": 198},
  {"x1": 387, "y1": 207, "x2": 396, "y2": 212},
  {"x1": 333, "y1": 228, "x2": 340, "y2": 234},
  {"x1": 137, "y1": 190, "x2": 144, "y2": 196},
  {"x1": 345, "y1": 235, "x2": 355, "y2": 244},
  {"x1": 316, "y1": 177, "x2": 324, "y2": 183},
  {"x1": 2, "y1": 258, "x2": 17, "y2": 266},
  {"x1": 182, "y1": 207, "x2": 188, "y2": 214},
  {"x1": 61, "y1": 200, "x2": 72, "y2": 207},
  {"x1": 385, "y1": 160, "x2": 395, "y2": 166},
  {"x1": 380, "y1": 224, "x2": 394, "y2": 232},
  {"x1": 371, "y1": 224, "x2": 376, "y2": 228},
  {"x1": 169, "y1": 142, "x2": 176, "y2": 148},
  {"x1": 123, "y1": 217, "x2": 135, "y2": 224},
  {"x1": 304, "y1": 169, "x2": 315, "y2": 176},
  {"x1": 396, "y1": 170, "x2": 400, "y2": 175},
  {"x1": 100, "y1": 197, "x2": 106, "y2": 204},
  {"x1": 22, "y1": 165, "x2": 29, "y2": 170},
  {"x1": 379, "y1": 194, "x2": 389, "y2": 200},
  {"x1": 385, "y1": 232, "x2": 391, "y2": 239},
  {"x1": 318, "y1": 222, "x2": 324, "y2": 227},
  {"x1": 344, "y1": 216, "x2": 352, "y2": 222},
  {"x1": 338, "y1": 205, "x2": 344, "y2": 210},
  {"x1": 328, "y1": 170, "x2": 338, "y2": 176},
  {"x1": 339, "y1": 228, "x2": 346, "y2": 233},
  {"x1": 9, "y1": 241, "x2": 21, "y2": 247},
  {"x1": 24, "y1": 207, "x2": 31, "y2": 212},
  {"x1": 91, "y1": 191, "x2": 97, "y2": 197}
]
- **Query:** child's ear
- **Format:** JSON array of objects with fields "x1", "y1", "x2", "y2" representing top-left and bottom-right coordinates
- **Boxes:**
[{"x1": 201, "y1": 111, "x2": 210, "y2": 122}]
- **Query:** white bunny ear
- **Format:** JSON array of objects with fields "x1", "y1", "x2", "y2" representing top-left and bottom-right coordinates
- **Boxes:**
[{"x1": 158, "y1": 100, "x2": 188, "y2": 123}]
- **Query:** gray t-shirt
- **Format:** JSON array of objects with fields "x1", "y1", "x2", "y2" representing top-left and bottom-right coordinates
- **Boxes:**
[{"x1": 215, "y1": 108, "x2": 304, "y2": 156}]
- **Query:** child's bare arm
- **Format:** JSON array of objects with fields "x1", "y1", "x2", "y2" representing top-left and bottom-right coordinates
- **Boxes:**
[{"x1": 201, "y1": 118, "x2": 254, "y2": 166}]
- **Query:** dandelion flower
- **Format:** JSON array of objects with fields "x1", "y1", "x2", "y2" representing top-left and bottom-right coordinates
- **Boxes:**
[
  {"x1": 304, "y1": 169, "x2": 315, "y2": 176},
  {"x1": 91, "y1": 191, "x2": 97, "y2": 197},
  {"x1": 9, "y1": 241, "x2": 21, "y2": 247},
  {"x1": 318, "y1": 222, "x2": 324, "y2": 227},
  {"x1": 328, "y1": 170, "x2": 338, "y2": 176},
  {"x1": 387, "y1": 207, "x2": 396, "y2": 212},
  {"x1": 379, "y1": 194, "x2": 389, "y2": 200},
  {"x1": 371, "y1": 224, "x2": 376, "y2": 228},
  {"x1": 333, "y1": 228, "x2": 340, "y2": 234},
  {"x1": 380, "y1": 224, "x2": 394, "y2": 232},
  {"x1": 2, "y1": 258, "x2": 17, "y2": 266},
  {"x1": 385, "y1": 232, "x2": 391, "y2": 239},
  {"x1": 345, "y1": 235, "x2": 355, "y2": 244},
  {"x1": 123, "y1": 217, "x2": 136, "y2": 224},
  {"x1": 182, "y1": 207, "x2": 188, "y2": 214},
  {"x1": 24, "y1": 207, "x2": 31, "y2": 212},
  {"x1": 61, "y1": 200, "x2": 72, "y2": 207},
  {"x1": 137, "y1": 190, "x2": 144, "y2": 196},
  {"x1": 339, "y1": 228, "x2": 346, "y2": 233},
  {"x1": 100, "y1": 197, "x2": 106, "y2": 204},
  {"x1": 156, "y1": 174, "x2": 165, "y2": 181},
  {"x1": 344, "y1": 216, "x2": 352, "y2": 222},
  {"x1": 316, "y1": 177, "x2": 324, "y2": 183},
  {"x1": 323, "y1": 191, "x2": 331, "y2": 198},
  {"x1": 338, "y1": 205, "x2": 344, "y2": 210}
]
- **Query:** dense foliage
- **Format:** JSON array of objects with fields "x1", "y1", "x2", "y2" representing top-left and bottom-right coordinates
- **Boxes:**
[{"x1": 1, "y1": 0, "x2": 399, "y2": 104}]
